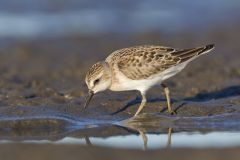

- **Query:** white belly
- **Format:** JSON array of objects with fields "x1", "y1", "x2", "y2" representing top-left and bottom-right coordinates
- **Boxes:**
[{"x1": 109, "y1": 61, "x2": 188, "y2": 93}]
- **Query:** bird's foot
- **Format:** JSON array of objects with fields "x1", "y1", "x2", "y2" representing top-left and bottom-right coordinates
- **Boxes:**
[{"x1": 169, "y1": 110, "x2": 177, "y2": 115}]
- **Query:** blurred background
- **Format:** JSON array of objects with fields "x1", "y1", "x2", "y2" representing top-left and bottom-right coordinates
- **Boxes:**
[
  {"x1": 0, "y1": 0, "x2": 240, "y2": 39},
  {"x1": 0, "y1": 0, "x2": 239, "y2": 59}
]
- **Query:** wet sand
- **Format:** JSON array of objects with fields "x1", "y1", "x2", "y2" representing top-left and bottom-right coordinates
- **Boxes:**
[
  {"x1": 1, "y1": 144, "x2": 240, "y2": 160},
  {"x1": 0, "y1": 27, "x2": 240, "y2": 159}
]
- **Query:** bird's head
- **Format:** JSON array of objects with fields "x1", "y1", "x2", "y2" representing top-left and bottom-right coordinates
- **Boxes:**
[{"x1": 84, "y1": 61, "x2": 112, "y2": 109}]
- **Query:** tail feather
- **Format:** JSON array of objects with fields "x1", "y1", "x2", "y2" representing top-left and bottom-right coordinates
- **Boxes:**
[
  {"x1": 198, "y1": 44, "x2": 215, "y2": 55},
  {"x1": 172, "y1": 44, "x2": 215, "y2": 62}
]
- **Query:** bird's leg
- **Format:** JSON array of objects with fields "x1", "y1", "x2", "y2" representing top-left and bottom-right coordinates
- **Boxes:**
[
  {"x1": 85, "y1": 136, "x2": 92, "y2": 146},
  {"x1": 166, "y1": 127, "x2": 172, "y2": 148},
  {"x1": 161, "y1": 84, "x2": 176, "y2": 115},
  {"x1": 139, "y1": 130, "x2": 148, "y2": 150},
  {"x1": 134, "y1": 93, "x2": 147, "y2": 117}
]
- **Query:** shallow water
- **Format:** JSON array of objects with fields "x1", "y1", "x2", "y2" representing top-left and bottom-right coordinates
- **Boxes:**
[
  {"x1": 2, "y1": 131, "x2": 240, "y2": 150},
  {"x1": 0, "y1": 108, "x2": 240, "y2": 150}
]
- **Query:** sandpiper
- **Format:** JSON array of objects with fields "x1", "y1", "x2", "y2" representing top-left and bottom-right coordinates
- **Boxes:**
[{"x1": 84, "y1": 44, "x2": 214, "y2": 116}]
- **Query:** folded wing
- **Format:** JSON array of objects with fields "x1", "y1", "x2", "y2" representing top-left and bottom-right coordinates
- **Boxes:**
[{"x1": 116, "y1": 44, "x2": 214, "y2": 80}]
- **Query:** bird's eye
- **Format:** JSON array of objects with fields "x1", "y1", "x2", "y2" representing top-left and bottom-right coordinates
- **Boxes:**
[{"x1": 93, "y1": 79, "x2": 100, "y2": 85}]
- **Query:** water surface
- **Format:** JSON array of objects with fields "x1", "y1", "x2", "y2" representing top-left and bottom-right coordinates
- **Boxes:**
[{"x1": 1, "y1": 131, "x2": 240, "y2": 150}]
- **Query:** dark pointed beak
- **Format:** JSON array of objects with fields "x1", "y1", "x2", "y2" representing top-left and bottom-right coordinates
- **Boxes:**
[{"x1": 83, "y1": 90, "x2": 94, "y2": 109}]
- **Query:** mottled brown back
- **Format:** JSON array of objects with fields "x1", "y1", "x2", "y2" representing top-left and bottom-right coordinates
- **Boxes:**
[{"x1": 106, "y1": 44, "x2": 214, "y2": 80}]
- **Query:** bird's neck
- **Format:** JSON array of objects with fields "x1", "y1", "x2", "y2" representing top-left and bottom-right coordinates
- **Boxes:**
[{"x1": 102, "y1": 61, "x2": 113, "y2": 89}]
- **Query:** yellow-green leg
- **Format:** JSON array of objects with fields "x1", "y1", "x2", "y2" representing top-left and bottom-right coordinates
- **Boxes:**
[
  {"x1": 139, "y1": 130, "x2": 148, "y2": 150},
  {"x1": 134, "y1": 93, "x2": 147, "y2": 117},
  {"x1": 161, "y1": 84, "x2": 176, "y2": 115},
  {"x1": 166, "y1": 127, "x2": 172, "y2": 148}
]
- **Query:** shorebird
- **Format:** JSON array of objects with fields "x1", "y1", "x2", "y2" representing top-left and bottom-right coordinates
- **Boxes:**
[{"x1": 84, "y1": 44, "x2": 214, "y2": 116}]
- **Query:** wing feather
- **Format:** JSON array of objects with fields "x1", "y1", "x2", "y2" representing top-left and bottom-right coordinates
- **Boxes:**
[{"x1": 106, "y1": 44, "x2": 214, "y2": 80}]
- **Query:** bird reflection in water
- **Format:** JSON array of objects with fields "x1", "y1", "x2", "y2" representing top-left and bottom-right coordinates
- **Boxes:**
[
  {"x1": 139, "y1": 127, "x2": 172, "y2": 150},
  {"x1": 83, "y1": 127, "x2": 173, "y2": 150}
]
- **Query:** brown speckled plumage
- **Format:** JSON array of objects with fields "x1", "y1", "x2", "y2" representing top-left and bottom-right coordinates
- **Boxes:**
[{"x1": 106, "y1": 44, "x2": 214, "y2": 80}]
